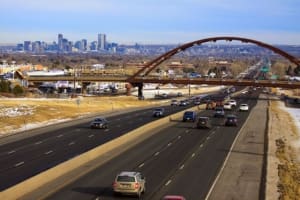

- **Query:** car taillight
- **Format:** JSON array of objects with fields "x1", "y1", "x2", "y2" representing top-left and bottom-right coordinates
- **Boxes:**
[
  {"x1": 134, "y1": 183, "x2": 140, "y2": 189},
  {"x1": 113, "y1": 182, "x2": 117, "y2": 188}
]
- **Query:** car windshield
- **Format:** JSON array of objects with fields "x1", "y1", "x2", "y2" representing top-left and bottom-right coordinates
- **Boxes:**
[
  {"x1": 227, "y1": 116, "x2": 237, "y2": 120},
  {"x1": 117, "y1": 176, "x2": 135, "y2": 182},
  {"x1": 94, "y1": 118, "x2": 104, "y2": 122},
  {"x1": 184, "y1": 112, "x2": 194, "y2": 116},
  {"x1": 155, "y1": 108, "x2": 163, "y2": 111}
]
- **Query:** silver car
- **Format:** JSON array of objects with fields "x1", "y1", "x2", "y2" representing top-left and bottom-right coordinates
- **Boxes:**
[{"x1": 113, "y1": 171, "x2": 146, "y2": 197}]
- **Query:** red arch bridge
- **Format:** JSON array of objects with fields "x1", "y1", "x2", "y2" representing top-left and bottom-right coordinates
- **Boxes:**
[{"x1": 24, "y1": 36, "x2": 300, "y2": 97}]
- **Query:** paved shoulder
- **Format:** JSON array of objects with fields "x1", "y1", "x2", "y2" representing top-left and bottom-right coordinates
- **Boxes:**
[{"x1": 207, "y1": 96, "x2": 267, "y2": 200}]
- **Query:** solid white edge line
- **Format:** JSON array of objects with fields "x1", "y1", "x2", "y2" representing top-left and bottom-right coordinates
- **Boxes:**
[
  {"x1": 88, "y1": 135, "x2": 94, "y2": 138},
  {"x1": 204, "y1": 106, "x2": 254, "y2": 200},
  {"x1": 57, "y1": 134, "x2": 63, "y2": 138}
]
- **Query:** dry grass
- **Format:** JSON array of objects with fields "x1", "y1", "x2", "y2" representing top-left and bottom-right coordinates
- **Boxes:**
[
  {"x1": 0, "y1": 96, "x2": 160, "y2": 135},
  {"x1": 270, "y1": 101, "x2": 300, "y2": 200}
]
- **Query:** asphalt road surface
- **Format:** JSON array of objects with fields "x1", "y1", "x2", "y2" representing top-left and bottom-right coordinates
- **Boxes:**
[{"x1": 45, "y1": 90, "x2": 260, "y2": 200}]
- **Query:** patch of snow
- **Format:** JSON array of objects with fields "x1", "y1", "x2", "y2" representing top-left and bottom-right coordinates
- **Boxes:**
[{"x1": 280, "y1": 103, "x2": 300, "y2": 153}]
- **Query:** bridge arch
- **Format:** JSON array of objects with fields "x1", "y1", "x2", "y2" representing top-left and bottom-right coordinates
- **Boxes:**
[{"x1": 129, "y1": 36, "x2": 300, "y2": 79}]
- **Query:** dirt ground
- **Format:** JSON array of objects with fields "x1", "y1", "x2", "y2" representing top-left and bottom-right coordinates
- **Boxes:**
[
  {"x1": 267, "y1": 90, "x2": 300, "y2": 200},
  {"x1": 0, "y1": 87, "x2": 220, "y2": 136}
]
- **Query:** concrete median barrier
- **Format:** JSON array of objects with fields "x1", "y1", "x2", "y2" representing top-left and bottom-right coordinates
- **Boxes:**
[{"x1": 0, "y1": 105, "x2": 204, "y2": 200}]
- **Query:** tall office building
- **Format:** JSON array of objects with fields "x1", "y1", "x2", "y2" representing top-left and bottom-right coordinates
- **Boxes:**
[
  {"x1": 58, "y1": 34, "x2": 63, "y2": 51},
  {"x1": 24, "y1": 41, "x2": 32, "y2": 52},
  {"x1": 97, "y1": 33, "x2": 106, "y2": 51}
]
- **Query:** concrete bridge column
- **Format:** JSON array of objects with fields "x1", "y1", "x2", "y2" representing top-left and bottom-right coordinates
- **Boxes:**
[{"x1": 128, "y1": 82, "x2": 144, "y2": 100}]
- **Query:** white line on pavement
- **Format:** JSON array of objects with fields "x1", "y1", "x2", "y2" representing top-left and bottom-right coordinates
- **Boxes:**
[{"x1": 15, "y1": 161, "x2": 24, "y2": 167}]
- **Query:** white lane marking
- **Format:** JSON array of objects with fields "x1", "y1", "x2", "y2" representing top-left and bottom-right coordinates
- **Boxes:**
[
  {"x1": 69, "y1": 142, "x2": 75, "y2": 146},
  {"x1": 178, "y1": 135, "x2": 181, "y2": 139},
  {"x1": 35, "y1": 141, "x2": 42, "y2": 145},
  {"x1": 117, "y1": 125, "x2": 121, "y2": 127},
  {"x1": 212, "y1": 131, "x2": 216, "y2": 134},
  {"x1": 179, "y1": 164, "x2": 185, "y2": 170},
  {"x1": 200, "y1": 144, "x2": 204, "y2": 148},
  {"x1": 88, "y1": 134, "x2": 94, "y2": 138},
  {"x1": 185, "y1": 130, "x2": 189, "y2": 133},
  {"x1": 167, "y1": 142, "x2": 172, "y2": 146},
  {"x1": 104, "y1": 129, "x2": 109, "y2": 132},
  {"x1": 7, "y1": 150, "x2": 16, "y2": 154},
  {"x1": 191, "y1": 153, "x2": 195, "y2": 158},
  {"x1": 15, "y1": 161, "x2": 24, "y2": 167},
  {"x1": 57, "y1": 134, "x2": 63, "y2": 138},
  {"x1": 206, "y1": 136, "x2": 210, "y2": 140},
  {"x1": 139, "y1": 163, "x2": 145, "y2": 168},
  {"x1": 154, "y1": 152, "x2": 160, "y2": 156},
  {"x1": 45, "y1": 150, "x2": 53, "y2": 155},
  {"x1": 165, "y1": 180, "x2": 172, "y2": 186}
]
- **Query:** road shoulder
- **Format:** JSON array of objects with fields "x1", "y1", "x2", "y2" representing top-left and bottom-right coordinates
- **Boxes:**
[{"x1": 207, "y1": 95, "x2": 267, "y2": 200}]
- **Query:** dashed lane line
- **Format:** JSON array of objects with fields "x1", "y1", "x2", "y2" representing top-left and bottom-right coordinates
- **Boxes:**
[
  {"x1": 14, "y1": 161, "x2": 24, "y2": 167},
  {"x1": 45, "y1": 150, "x2": 53, "y2": 155},
  {"x1": 7, "y1": 150, "x2": 16, "y2": 154}
]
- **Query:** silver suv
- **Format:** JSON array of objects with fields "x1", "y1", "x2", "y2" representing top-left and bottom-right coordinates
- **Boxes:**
[{"x1": 113, "y1": 171, "x2": 146, "y2": 197}]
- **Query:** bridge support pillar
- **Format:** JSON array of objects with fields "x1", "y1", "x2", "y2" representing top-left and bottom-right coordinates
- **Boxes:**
[{"x1": 130, "y1": 82, "x2": 144, "y2": 100}]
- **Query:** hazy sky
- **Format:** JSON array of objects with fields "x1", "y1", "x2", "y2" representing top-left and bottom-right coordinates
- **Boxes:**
[{"x1": 1, "y1": 0, "x2": 299, "y2": 44}]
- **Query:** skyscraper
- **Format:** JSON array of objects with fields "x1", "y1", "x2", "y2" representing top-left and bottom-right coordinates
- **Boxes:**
[
  {"x1": 98, "y1": 33, "x2": 106, "y2": 51},
  {"x1": 58, "y1": 34, "x2": 63, "y2": 51}
]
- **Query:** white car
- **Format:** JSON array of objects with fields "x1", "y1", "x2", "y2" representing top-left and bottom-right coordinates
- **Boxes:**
[
  {"x1": 223, "y1": 102, "x2": 232, "y2": 110},
  {"x1": 239, "y1": 104, "x2": 249, "y2": 111},
  {"x1": 228, "y1": 99, "x2": 237, "y2": 107}
]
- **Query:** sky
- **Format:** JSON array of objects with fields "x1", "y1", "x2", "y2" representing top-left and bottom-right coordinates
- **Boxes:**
[{"x1": 0, "y1": 0, "x2": 300, "y2": 45}]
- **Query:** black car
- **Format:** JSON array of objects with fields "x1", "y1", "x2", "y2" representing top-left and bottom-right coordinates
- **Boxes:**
[
  {"x1": 153, "y1": 108, "x2": 165, "y2": 117},
  {"x1": 196, "y1": 117, "x2": 212, "y2": 129},
  {"x1": 224, "y1": 115, "x2": 238, "y2": 126},
  {"x1": 90, "y1": 117, "x2": 109, "y2": 129}
]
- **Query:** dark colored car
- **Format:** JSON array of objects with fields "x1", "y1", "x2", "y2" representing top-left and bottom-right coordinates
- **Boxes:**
[
  {"x1": 196, "y1": 117, "x2": 212, "y2": 129},
  {"x1": 179, "y1": 100, "x2": 187, "y2": 106},
  {"x1": 153, "y1": 108, "x2": 165, "y2": 117},
  {"x1": 90, "y1": 117, "x2": 108, "y2": 129},
  {"x1": 182, "y1": 111, "x2": 197, "y2": 122},
  {"x1": 214, "y1": 107, "x2": 225, "y2": 118},
  {"x1": 225, "y1": 114, "x2": 238, "y2": 126}
]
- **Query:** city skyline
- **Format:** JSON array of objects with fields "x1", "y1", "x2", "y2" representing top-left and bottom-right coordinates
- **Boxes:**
[{"x1": 1, "y1": 0, "x2": 300, "y2": 45}]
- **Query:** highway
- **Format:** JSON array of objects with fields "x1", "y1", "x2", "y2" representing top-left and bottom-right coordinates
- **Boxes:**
[
  {"x1": 45, "y1": 90, "x2": 261, "y2": 200},
  {"x1": 0, "y1": 99, "x2": 204, "y2": 191}
]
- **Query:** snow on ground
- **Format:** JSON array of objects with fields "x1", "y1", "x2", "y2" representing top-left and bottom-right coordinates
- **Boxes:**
[{"x1": 280, "y1": 103, "x2": 300, "y2": 149}]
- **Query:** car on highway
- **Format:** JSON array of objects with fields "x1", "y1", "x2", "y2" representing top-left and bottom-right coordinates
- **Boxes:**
[
  {"x1": 163, "y1": 195, "x2": 186, "y2": 200},
  {"x1": 213, "y1": 107, "x2": 225, "y2": 118},
  {"x1": 224, "y1": 114, "x2": 238, "y2": 126},
  {"x1": 239, "y1": 103, "x2": 249, "y2": 111},
  {"x1": 90, "y1": 117, "x2": 108, "y2": 129},
  {"x1": 170, "y1": 99, "x2": 179, "y2": 106},
  {"x1": 183, "y1": 111, "x2": 197, "y2": 122},
  {"x1": 228, "y1": 99, "x2": 237, "y2": 107},
  {"x1": 113, "y1": 171, "x2": 146, "y2": 197},
  {"x1": 223, "y1": 102, "x2": 232, "y2": 110},
  {"x1": 153, "y1": 108, "x2": 165, "y2": 117},
  {"x1": 196, "y1": 116, "x2": 212, "y2": 129},
  {"x1": 179, "y1": 100, "x2": 188, "y2": 106}
]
